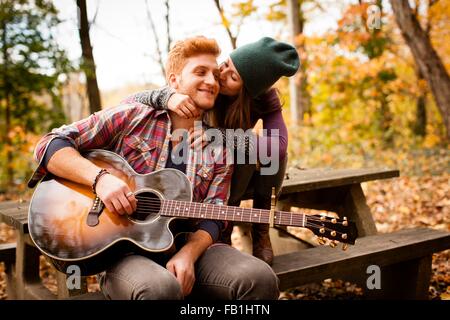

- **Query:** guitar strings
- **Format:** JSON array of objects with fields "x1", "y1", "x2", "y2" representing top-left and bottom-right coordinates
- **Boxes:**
[
  {"x1": 133, "y1": 197, "x2": 344, "y2": 224},
  {"x1": 130, "y1": 198, "x2": 348, "y2": 239},
  {"x1": 133, "y1": 197, "x2": 345, "y2": 224}
]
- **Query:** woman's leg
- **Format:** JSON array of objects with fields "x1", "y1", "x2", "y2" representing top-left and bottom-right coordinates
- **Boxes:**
[
  {"x1": 99, "y1": 254, "x2": 183, "y2": 300},
  {"x1": 221, "y1": 163, "x2": 257, "y2": 247},
  {"x1": 189, "y1": 244, "x2": 279, "y2": 300},
  {"x1": 227, "y1": 163, "x2": 257, "y2": 207},
  {"x1": 222, "y1": 157, "x2": 288, "y2": 265},
  {"x1": 251, "y1": 156, "x2": 288, "y2": 265}
]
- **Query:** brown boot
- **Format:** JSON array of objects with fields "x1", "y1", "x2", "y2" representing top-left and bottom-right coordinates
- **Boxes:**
[{"x1": 252, "y1": 223, "x2": 273, "y2": 265}]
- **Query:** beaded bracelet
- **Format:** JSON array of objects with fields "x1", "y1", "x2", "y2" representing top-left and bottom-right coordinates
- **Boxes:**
[{"x1": 92, "y1": 169, "x2": 110, "y2": 195}]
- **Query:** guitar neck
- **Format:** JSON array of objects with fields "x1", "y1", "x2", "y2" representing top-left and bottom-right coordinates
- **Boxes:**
[{"x1": 160, "y1": 199, "x2": 307, "y2": 227}]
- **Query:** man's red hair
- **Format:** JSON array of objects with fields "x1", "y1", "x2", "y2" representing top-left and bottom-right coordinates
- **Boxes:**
[{"x1": 166, "y1": 36, "x2": 221, "y2": 81}]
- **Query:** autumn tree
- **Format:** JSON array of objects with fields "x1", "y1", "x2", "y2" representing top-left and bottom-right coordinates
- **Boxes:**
[
  {"x1": 410, "y1": 0, "x2": 433, "y2": 137},
  {"x1": 285, "y1": 0, "x2": 312, "y2": 124},
  {"x1": 145, "y1": 0, "x2": 171, "y2": 78},
  {"x1": 77, "y1": 0, "x2": 102, "y2": 114},
  {"x1": 390, "y1": 0, "x2": 450, "y2": 140},
  {"x1": 0, "y1": 0, "x2": 71, "y2": 188},
  {"x1": 337, "y1": 1, "x2": 397, "y2": 145},
  {"x1": 213, "y1": 0, "x2": 257, "y2": 49}
]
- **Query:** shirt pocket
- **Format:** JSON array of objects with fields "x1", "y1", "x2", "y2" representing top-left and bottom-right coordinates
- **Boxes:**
[
  {"x1": 194, "y1": 165, "x2": 214, "y2": 192},
  {"x1": 122, "y1": 135, "x2": 156, "y2": 165}
]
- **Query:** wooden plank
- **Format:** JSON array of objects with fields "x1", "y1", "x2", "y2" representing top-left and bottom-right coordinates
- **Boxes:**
[
  {"x1": 364, "y1": 255, "x2": 432, "y2": 300},
  {"x1": 14, "y1": 233, "x2": 43, "y2": 299},
  {"x1": 0, "y1": 206, "x2": 29, "y2": 233},
  {"x1": 272, "y1": 228, "x2": 450, "y2": 291},
  {"x1": 277, "y1": 185, "x2": 378, "y2": 238},
  {"x1": 0, "y1": 200, "x2": 29, "y2": 211},
  {"x1": 0, "y1": 242, "x2": 16, "y2": 263},
  {"x1": 337, "y1": 184, "x2": 378, "y2": 236},
  {"x1": 23, "y1": 283, "x2": 56, "y2": 300},
  {"x1": 281, "y1": 168, "x2": 399, "y2": 194},
  {"x1": 0, "y1": 243, "x2": 17, "y2": 300},
  {"x1": 0, "y1": 242, "x2": 16, "y2": 251}
]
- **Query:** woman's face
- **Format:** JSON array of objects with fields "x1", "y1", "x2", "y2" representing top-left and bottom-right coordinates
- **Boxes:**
[{"x1": 219, "y1": 57, "x2": 243, "y2": 96}]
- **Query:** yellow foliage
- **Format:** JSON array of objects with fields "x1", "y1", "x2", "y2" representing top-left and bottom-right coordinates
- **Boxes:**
[{"x1": 423, "y1": 133, "x2": 441, "y2": 148}]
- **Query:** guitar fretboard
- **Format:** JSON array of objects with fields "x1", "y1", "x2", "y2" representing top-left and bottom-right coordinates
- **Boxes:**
[{"x1": 159, "y1": 199, "x2": 306, "y2": 227}]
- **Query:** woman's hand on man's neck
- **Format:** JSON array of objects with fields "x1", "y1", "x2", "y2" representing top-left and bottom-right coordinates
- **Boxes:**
[{"x1": 169, "y1": 110, "x2": 204, "y2": 132}]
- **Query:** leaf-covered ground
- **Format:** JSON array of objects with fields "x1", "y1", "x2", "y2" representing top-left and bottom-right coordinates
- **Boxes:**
[{"x1": 0, "y1": 148, "x2": 448, "y2": 300}]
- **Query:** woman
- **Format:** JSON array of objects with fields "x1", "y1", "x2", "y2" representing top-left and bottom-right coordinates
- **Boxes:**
[{"x1": 125, "y1": 37, "x2": 299, "y2": 265}]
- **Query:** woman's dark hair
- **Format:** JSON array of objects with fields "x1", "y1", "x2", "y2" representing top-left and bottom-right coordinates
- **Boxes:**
[{"x1": 212, "y1": 87, "x2": 253, "y2": 131}]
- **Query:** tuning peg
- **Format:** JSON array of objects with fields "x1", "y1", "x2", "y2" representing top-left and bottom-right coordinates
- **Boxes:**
[
  {"x1": 319, "y1": 228, "x2": 325, "y2": 234},
  {"x1": 330, "y1": 231, "x2": 336, "y2": 237},
  {"x1": 341, "y1": 233, "x2": 348, "y2": 240},
  {"x1": 317, "y1": 237, "x2": 326, "y2": 245},
  {"x1": 331, "y1": 218, "x2": 337, "y2": 224},
  {"x1": 342, "y1": 243, "x2": 348, "y2": 251},
  {"x1": 329, "y1": 241, "x2": 337, "y2": 248},
  {"x1": 342, "y1": 217, "x2": 348, "y2": 226},
  {"x1": 320, "y1": 215, "x2": 326, "y2": 221}
]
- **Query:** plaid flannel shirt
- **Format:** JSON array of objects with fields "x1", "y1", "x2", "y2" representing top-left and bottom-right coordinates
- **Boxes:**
[{"x1": 28, "y1": 100, "x2": 233, "y2": 231}]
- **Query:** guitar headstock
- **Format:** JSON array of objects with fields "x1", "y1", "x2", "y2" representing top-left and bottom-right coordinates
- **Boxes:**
[{"x1": 305, "y1": 215, "x2": 358, "y2": 249}]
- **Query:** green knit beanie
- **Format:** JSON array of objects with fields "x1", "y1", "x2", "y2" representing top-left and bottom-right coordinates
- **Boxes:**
[{"x1": 230, "y1": 37, "x2": 300, "y2": 98}]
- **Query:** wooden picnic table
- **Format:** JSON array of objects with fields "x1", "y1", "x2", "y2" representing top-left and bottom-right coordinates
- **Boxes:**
[
  {"x1": 279, "y1": 167, "x2": 400, "y2": 236},
  {"x1": 4, "y1": 166, "x2": 448, "y2": 300},
  {"x1": 241, "y1": 167, "x2": 398, "y2": 256}
]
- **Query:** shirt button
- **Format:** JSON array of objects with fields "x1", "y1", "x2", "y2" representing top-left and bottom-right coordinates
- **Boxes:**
[
  {"x1": 203, "y1": 173, "x2": 208, "y2": 178},
  {"x1": 160, "y1": 157, "x2": 165, "y2": 162}
]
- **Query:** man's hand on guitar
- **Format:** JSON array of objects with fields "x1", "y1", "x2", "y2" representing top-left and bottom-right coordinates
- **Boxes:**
[
  {"x1": 166, "y1": 250, "x2": 196, "y2": 297},
  {"x1": 95, "y1": 174, "x2": 137, "y2": 216}
]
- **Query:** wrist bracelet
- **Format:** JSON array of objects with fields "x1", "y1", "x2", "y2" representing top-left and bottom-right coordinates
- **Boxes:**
[{"x1": 92, "y1": 169, "x2": 110, "y2": 195}]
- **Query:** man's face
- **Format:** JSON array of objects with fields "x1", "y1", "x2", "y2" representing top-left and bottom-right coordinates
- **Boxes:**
[{"x1": 170, "y1": 54, "x2": 220, "y2": 110}]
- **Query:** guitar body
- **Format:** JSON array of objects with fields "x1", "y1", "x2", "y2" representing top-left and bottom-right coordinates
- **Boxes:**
[{"x1": 29, "y1": 149, "x2": 193, "y2": 275}]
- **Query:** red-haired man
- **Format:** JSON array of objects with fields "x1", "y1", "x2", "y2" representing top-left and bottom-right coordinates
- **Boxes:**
[{"x1": 29, "y1": 36, "x2": 279, "y2": 300}]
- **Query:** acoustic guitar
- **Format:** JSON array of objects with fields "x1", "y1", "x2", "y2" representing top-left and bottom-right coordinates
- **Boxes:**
[{"x1": 29, "y1": 149, "x2": 358, "y2": 275}]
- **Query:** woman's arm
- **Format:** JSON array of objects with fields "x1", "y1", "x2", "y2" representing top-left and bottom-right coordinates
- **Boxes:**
[
  {"x1": 122, "y1": 87, "x2": 200, "y2": 119},
  {"x1": 259, "y1": 108, "x2": 288, "y2": 161},
  {"x1": 121, "y1": 86, "x2": 175, "y2": 108}
]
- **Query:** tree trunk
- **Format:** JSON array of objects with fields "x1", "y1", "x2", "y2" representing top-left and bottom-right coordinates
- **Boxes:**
[
  {"x1": 380, "y1": 91, "x2": 393, "y2": 147},
  {"x1": 287, "y1": 0, "x2": 309, "y2": 125},
  {"x1": 213, "y1": 0, "x2": 237, "y2": 49},
  {"x1": 1, "y1": 17, "x2": 13, "y2": 187},
  {"x1": 414, "y1": 68, "x2": 427, "y2": 137},
  {"x1": 77, "y1": 0, "x2": 102, "y2": 114},
  {"x1": 390, "y1": 0, "x2": 450, "y2": 140},
  {"x1": 165, "y1": 0, "x2": 171, "y2": 54},
  {"x1": 145, "y1": 0, "x2": 167, "y2": 78},
  {"x1": 412, "y1": 0, "x2": 431, "y2": 138}
]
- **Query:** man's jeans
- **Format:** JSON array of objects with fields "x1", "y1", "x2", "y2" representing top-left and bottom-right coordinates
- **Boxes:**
[{"x1": 99, "y1": 244, "x2": 280, "y2": 300}]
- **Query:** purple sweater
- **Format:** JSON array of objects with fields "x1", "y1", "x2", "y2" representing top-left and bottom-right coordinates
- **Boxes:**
[{"x1": 249, "y1": 88, "x2": 288, "y2": 161}]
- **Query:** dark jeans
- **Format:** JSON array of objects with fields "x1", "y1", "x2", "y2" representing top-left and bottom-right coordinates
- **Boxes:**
[
  {"x1": 228, "y1": 156, "x2": 288, "y2": 208},
  {"x1": 99, "y1": 244, "x2": 279, "y2": 300},
  {"x1": 221, "y1": 156, "x2": 288, "y2": 244}
]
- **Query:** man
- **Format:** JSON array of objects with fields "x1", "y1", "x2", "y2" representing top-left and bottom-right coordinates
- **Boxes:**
[{"x1": 28, "y1": 36, "x2": 279, "y2": 300}]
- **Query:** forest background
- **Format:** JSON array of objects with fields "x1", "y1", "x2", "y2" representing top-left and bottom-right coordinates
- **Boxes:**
[{"x1": 0, "y1": 0, "x2": 448, "y2": 299}]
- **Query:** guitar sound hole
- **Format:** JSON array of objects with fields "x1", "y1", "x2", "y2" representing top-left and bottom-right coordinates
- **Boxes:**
[{"x1": 131, "y1": 191, "x2": 161, "y2": 222}]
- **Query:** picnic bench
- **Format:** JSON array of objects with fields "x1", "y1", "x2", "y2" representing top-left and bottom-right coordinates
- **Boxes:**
[{"x1": 1, "y1": 167, "x2": 449, "y2": 300}]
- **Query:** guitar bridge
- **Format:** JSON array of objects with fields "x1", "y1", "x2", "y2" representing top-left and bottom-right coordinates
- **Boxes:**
[{"x1": 87, "y1": 196, "x2": 105, "y2": 227}]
